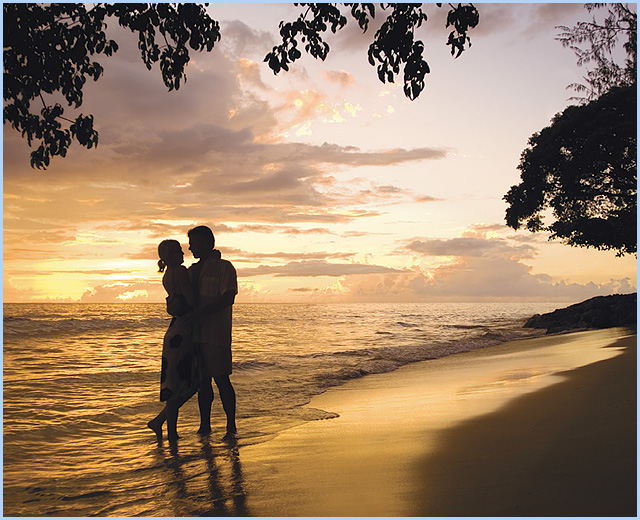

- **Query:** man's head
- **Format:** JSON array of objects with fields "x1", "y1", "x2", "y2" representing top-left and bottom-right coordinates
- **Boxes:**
[{"x1": 187, "y1": 225, "x2": 215, "y2": 259}]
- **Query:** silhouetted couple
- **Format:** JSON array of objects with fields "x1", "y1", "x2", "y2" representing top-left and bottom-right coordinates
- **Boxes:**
[{"x1": 148, "y1": 225, "x2": 238, "y2": 443}]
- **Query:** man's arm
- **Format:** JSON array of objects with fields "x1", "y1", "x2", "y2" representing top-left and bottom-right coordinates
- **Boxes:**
[{"x1": 190, "y1": 289, "x2": 236, "y2": 321}]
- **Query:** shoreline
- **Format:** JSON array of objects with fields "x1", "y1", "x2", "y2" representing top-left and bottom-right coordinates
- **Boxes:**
[{"x1": 237, "y1": 327, "x2": 637, "y2": 516}]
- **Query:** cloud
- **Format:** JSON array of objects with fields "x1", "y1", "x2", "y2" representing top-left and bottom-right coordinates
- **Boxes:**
[
  {"x1": 470, "y1": 3, "x2": 585, "y2": 39},
  {"x1": 51, "y1": 269, "x2": 135, "y2": 276},
  {"x1": 331, "y1": 259, "x2": 636, "y2": 303},
  {"x1": 123, "y1": 244, "x2": 164, "y2": 261},
  {"x1": 405, "y1": 236, "x2": 537, "y2": 260},
  {"x1": 273, "y1": 89, "x2": 364, "y2": 135},
  {"x1": 215, "y1": 165, "x2": 325, "y2": 205},
  {"x1": 310, "y1": 143, "x2": 447, "y2": 166},
  {"x1": 427, "y1": 257, "x2": 636, "y2": 300},
  {"x1": 322, "y1": 70, "x2": 356, "y2": 88},
  {"x1": 526, "y1": 3, "x2": 587, "y2": 35},
  {"x1": 318, "y1": 178, "x2": 437, "y2": 207},
  {"x1": 233, "y1": 250, "x2": 353, "y2": 262},
  {"x1": 319, "y1": 5, "x2": 386, "y2": 53},
  {"x1": 4, "y1": 9, "x2": 450, "y2": 235},
  {"x1": 414, "y1": 195, "x2": 444, "y2": 202},
  {"x1": 5, "y1": 115, "x2": 447, "y2": 228},
  {"x1": 8, "y1": 229, "x2": 77, "y2": 245},
  {"x1": 461, "y1": 223, "x2": 507, "y2": 236},
  {"x1": 226, "y1": 224, "x2": 335, "y2": 235},
  {"x1": 80, "y1": 281, "x2": 164, "y2": 303},
  {"x1": 239, "y1": 260, "x2": 407, "y2": 277},
  {"x1": 219, "y1": 19, "x2": 276, "y2": 59}
]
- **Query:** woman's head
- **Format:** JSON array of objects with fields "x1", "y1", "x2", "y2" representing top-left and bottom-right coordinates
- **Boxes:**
[{"x1": 157, "y1": 239, "x2": 184, "y2": 272}]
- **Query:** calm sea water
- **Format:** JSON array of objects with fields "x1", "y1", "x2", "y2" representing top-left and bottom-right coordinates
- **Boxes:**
[{"x1": 3, "y1": 302, "x2": 559, "y2": 516}]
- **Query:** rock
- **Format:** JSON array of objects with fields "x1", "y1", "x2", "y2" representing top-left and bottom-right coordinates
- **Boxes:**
[{"x1": 524, "y1": 293, "x2": 637, "y2": 334}]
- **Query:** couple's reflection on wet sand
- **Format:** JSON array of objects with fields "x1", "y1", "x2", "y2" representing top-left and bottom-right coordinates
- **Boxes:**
[{"x1": 155, "y1": 437, "x2": 249, "y2": 516}]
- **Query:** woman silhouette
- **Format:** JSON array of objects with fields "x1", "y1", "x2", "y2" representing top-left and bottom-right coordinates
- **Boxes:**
[{"x1": 147, "y1": 239, "x2": 200, "y2": 441}]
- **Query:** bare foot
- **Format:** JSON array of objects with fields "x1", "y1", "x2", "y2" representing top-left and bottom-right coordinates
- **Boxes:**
[
  {"x1": 197, "y1": 426, "x2": 211, "y2": 435},
  {"x1": 147, "y1": 419, "x2": 163, "y2": 441},
  {"x1": 222, "y1": 431, "x2": 239, "y2": 443}
]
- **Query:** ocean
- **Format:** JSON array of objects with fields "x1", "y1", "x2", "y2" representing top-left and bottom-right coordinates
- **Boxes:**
[{"x1": 3, "y1": 301, "x2": 560, "y2": 516}]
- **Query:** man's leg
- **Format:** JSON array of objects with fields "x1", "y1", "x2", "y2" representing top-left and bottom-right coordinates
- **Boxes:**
[
  {"x1": 197, "y1": 377, "x2": 214, "y2": 434},
  {"x1": 213, "y1": 375, "x2": 237, "y2": 437}
]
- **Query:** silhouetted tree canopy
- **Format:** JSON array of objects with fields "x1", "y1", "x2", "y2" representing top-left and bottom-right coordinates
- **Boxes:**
[
  {"x1": 504, "y1": 85, "x2": 637, "y2": 256},
  {"x1": 4, "y1": 3, "x2": 221, "y2": 169},
  {"x1": 504, "y1": 4, "x2": 637, "y2": 257},
  {"x1": 265, "y1": 3, "x2": 479, "y2": 101},
  {"x1": 556, "y1": 3, "x2": 636, "y2": 103},
  {"x1": 4, "y1": 3, "x2": 478, "y2": 170}
]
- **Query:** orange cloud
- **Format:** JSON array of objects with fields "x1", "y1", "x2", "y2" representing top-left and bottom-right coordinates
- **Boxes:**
[
  {"x1": 322, "y1": 69, "x2": 355, "y2": 88},
  {"x1": 80, "y1": 282, "x2": 164, "y2": 303}
]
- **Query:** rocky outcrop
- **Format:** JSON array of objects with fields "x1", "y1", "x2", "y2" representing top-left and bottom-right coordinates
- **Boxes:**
[{"x1": 524, "y1": 293, "x2": 637, "y2": 334}]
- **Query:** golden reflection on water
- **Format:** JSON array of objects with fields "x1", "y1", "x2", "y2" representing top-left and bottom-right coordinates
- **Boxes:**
[
  {"x1": 145, "y1": 438, "x2": 250, "y2": 517},
  {"x1": 4, "y1": 301, "x2": 563, "y2": 515},
  {"x1": 6, "y1": 432, "x2": 251, "y2": 516}
]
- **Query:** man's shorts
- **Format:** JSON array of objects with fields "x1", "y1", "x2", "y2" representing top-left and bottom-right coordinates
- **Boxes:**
[{"x1": 195, "y1": 342, "x2": 232, "y2": 378}]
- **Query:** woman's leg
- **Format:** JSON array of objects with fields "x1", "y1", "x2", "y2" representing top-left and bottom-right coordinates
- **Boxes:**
[
  {"x1": 147, "y1": 390, "x2": 195, "y2": 440},
  {"x1": 166, "y1": 399, "x2": 179, "y2": 441},
  {"x1": 147, "y1": 408, "x2": 166, "y2": 440}
]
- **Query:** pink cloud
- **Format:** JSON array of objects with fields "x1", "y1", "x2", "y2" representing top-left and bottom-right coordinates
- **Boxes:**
[
  {"x1": 333, "y1": 259, "x2": 636, "y2": 303},
  {"x1": 322, "y1": 69, "x2": 356, "y2": 88}
]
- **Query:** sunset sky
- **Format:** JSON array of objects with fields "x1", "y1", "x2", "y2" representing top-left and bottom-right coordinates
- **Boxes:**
[{"x1": 3, "y1": 3, "x2": 637, "y2": 303}]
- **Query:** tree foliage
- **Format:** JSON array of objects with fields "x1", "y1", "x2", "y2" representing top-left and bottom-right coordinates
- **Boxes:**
[
  {"x1": 504, "y1": 4, "x2": 637, "y2": 256},
  {"x1": 556, "y1": 3, "x2": 636, "y2": 102},
  {"x1": 265, "y1": 3, "x2": 479, "y2": 101},
  {"x1": 4, "y1": 3, "x2": 478, "y2": 170},
  {"x1": 504, "y1": 85, "x2": 637, "y2": 256},
  {"x1": 3, "y1": 3, "x2": 221, "y2": 169}
]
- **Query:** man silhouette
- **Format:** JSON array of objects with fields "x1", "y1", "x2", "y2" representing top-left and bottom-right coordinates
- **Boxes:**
[{"x1": 187, "y1": 225, "x2": 238, "y2": 440}]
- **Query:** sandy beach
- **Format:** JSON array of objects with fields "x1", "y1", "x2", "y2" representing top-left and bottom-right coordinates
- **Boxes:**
[{"x1": 238, "y1": 327, "x2": 637, "y2": 516}]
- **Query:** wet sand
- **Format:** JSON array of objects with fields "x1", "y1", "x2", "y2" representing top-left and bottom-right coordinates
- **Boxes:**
[{"x1": 238, "y1": 328, "x2": 636, "y2": 516}]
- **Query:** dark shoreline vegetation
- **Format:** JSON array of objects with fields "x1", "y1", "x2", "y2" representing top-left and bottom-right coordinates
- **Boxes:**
[{"x1": 524, "y1": 293, "x2": 637, "y2": 334}]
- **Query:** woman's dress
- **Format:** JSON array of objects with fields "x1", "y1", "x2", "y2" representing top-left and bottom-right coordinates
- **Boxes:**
[{"x1": 159, "y1": 294, "x2": 201, "y2": 403}]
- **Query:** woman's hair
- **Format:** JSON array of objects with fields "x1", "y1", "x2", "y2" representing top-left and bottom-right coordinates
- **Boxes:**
[{"x1": 157, "y1": 239, "x2": 181, "y2": 272}]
